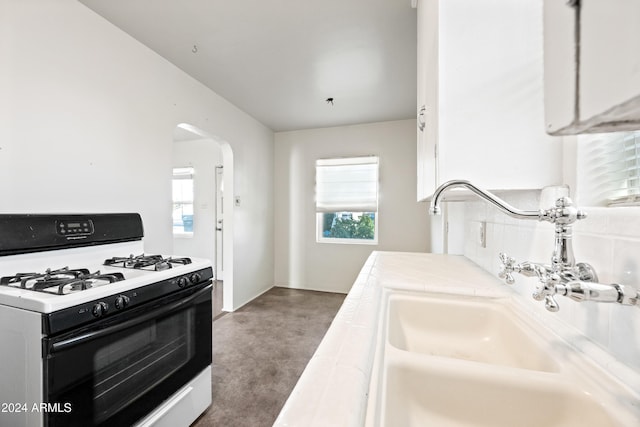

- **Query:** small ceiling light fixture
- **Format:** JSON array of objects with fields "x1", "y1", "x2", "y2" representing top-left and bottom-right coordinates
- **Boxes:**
[
  {"x1": 325, "y1": 97, "x2": 334, "y2": 105},
  {"x1": 192, "y1": 45, "x2": 198, "y2": 54}
]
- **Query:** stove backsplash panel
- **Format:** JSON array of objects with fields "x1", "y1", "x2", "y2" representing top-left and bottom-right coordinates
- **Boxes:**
[{"x1": 0, "y1": 213, "x2": 143, "y2": 256}]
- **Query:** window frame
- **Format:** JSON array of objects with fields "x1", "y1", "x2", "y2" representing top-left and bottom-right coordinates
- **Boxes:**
[
  {"x1": 316, "y1": 211, "x2": 379, "y2": 245},
  {"x1": 314, "y1": 156, "x2": 380, "y2": 245},
  {"x1": 172, "y1": 167, "x2": 195, "y2": 237}
]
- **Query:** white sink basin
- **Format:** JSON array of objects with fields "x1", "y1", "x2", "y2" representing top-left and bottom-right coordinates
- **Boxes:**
[
  {"x1": 382, "y1": 353, "x2": 620, "y2": 427},
  {"x1": 387, "y1": 293, "x2": 558, "y2": 372},
  {"x1": 365, "y1": 291, "x2": 635, "y2": 427}
]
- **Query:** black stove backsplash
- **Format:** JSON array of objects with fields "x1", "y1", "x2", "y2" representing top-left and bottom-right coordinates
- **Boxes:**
[{"x1": 0, "y1": 213, "x2": 144, "y2": 256}]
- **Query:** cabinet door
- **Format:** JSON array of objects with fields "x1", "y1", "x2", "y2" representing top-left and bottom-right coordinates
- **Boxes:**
[
  {"x1": 581, "y1": 0, "x2": 640, "y2": 127},
  {"x1": 417, "y1": 0, "x2": 562, "y2": 199},
  {"x1": 544, "y1": 0, "x2": 640, "y2": 134},
  {"x1": 417, "y1": 104, "x2": 437, "y2": 201},
  {"x1": 438, "y1": 0, "x2": 560, "y2": 190},
  {"x1": 543, "y1": 0, "x2": 577, "y2": 134},
  {"x1": 416, "y1": 0, "x2": 438, "y2": 201}
]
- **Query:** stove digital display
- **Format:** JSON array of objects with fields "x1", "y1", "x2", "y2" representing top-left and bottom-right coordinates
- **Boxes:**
[{"x1": 56, "y1": 219, "x2": 95, "y2": 237}]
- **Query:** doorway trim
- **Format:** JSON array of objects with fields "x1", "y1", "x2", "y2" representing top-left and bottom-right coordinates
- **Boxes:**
[{"x1": 175, "y1": 123, "x2": 235, "y2": 313}]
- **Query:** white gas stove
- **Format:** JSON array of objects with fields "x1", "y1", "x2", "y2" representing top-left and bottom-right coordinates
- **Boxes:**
[
  {"x1": 0, "y1": 213, "x2": 213, "y2": 427},
  {"x1": 0, "y1": 240, "x2": 212, "y2": 313}
]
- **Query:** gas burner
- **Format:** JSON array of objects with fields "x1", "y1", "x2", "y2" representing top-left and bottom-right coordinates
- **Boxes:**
[
  {"x1": 0, "y1": 267, "x2": 126, "y2": 295},
  {"x1": 104, "y1": 254, "x2": 192, "y2": 271}
]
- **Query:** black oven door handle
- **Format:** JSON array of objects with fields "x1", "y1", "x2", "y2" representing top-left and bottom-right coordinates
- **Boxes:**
[{"x1": 49, "y1": 283, "x2": 212, "y2": 354}]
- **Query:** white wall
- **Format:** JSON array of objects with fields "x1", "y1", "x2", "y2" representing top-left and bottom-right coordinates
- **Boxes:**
[
  {"x1": 0, "y1": 0, "x2": 274, "y2": 310},
  {"x1": 274, "y1": 119, "x2": 429, "y2": 293},
  {"x1": 172, "y1": 138, "x2": 222, "y2": 261}
]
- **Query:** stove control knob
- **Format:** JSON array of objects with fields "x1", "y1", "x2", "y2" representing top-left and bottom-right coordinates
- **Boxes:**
[
  {"x1": 190, "y1": 273, "x2": 202, "y2": 284},
  {"x1": 177, "y1": 276, "x2": 189, "y2": 288},
  {"x1": 92, "y1": 302, "x2": 109, "y2": 318},
  {"x1": 114, "y1": 295, "x2": 130, "y2": 310}
]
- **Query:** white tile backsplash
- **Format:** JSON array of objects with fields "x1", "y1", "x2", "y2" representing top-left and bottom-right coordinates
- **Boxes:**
[{"x1": 457, "y1": 193, "x2": 640, "y2": 374}]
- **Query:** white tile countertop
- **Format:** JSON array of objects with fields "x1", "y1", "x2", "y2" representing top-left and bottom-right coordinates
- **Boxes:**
[{"x1": 273, "y1": 251, "x2": 640, "y2": 427}]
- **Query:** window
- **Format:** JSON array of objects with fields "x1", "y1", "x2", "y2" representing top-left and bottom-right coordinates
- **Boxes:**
[
  {"x1": 172, "y1": 167, "x2": 194, "y2": 235},
  {"x1": 315, "y1": 156, "x2": 379, "y2": 243},
  {"x1": 579, "y1": 131, "x2": 640, "y2": 206}
]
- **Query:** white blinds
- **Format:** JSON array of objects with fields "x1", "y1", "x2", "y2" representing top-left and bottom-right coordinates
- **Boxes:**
[
  {"x1": 581, "y1": 131, "x2": 640, "y2": 206},
  {"x1": 172, "y1": 167, "x2": 194, "y2": 179},
  {"x1": 172, "y1": 167, "x2": 194, "y2": 204},
  {"x1": 315, "y1": 156, "x2": 379, "y2": 213}
]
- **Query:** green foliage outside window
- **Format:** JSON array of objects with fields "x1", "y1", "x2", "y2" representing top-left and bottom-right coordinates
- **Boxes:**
[{"x1": 322, "y1": 212, "x2": 375, "y2": 240}]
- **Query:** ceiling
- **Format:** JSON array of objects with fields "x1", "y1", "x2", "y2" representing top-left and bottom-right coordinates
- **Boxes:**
[{"x1": 78, "y1": 0, "x2": 417, "y2": 132}]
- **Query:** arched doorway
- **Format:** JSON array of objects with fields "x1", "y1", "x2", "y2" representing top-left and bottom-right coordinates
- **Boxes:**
[{"x1": 172, "y1": 123, "x2": 235, "y2": 314}]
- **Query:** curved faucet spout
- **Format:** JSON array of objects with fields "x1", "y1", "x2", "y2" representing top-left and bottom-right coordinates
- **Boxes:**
[
  {"x1": 429, "y1": 180, "x2": 543, "y2": 221},
  {"x1": 429, "y1": 180, "x2": 617, "y2": 313}
]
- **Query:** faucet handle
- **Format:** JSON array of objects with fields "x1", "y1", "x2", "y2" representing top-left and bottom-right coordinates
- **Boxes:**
[
  {"x1": 532, "y1": 280, "x2": 548, "y2": 301},
  {"x1": 532, "y1": 273, "x2": 562, "y2": 312},
  {"x1": 544, "y1": 295, "x2": 560, "y2": 312},
  {"x1": 532, "y1": 286, "x2": 560, "y2": 312},
  {"x1": 498, "y1": 253, "x2": 517, "y2": 284}
]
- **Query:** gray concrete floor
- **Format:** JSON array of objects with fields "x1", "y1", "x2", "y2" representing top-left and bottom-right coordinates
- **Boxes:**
[{"x1": 193, "y1": 286, "x2": 346, "y2": 427}]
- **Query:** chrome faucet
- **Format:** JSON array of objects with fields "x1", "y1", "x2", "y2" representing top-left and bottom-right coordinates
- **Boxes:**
[{"x1": 430, "y1": 180, "x2": 640, "y2": 312}]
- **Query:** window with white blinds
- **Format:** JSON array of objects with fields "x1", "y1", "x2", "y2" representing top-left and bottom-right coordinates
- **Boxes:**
[
  {"x1": 579, "y1": 131, "x2": 640, "y2": 206},
  {"x1": 315, "y1": 156, "x2": 379, "y2": 212},
  {"x1": 172, "y1": 167, "x2": 195, "y2": 234},
  {"x1": 315, "y1": 156, "x2": 379, "y2": 243}
]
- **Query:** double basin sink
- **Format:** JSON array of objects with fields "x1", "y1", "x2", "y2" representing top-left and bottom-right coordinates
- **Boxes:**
[{"x1": 365, "y1": 292, "x2": 637, "y2": 426}]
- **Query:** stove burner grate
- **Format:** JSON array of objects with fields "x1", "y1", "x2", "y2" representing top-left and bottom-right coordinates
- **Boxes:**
[
  {"x1": 103, "y1": 254, "x2": 192, "y2": 271},
  {"x1": 0, "y1": 267, "x2": 126, "y2": 295}
]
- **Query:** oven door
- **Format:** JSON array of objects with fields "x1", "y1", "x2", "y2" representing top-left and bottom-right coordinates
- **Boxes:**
[{"x1": 42, "y1": 283, "x2": 212, "y2": 427}]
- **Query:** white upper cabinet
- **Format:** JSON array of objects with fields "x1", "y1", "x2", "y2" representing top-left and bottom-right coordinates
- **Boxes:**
[
  {"x1": 416, "y1": 0, "x2": 438, "y2": 201},
  {"x1": 415, "y1": 0, "x2": 562, "y2": 201},
  {"x1": 544, "y1": 0, "x2": 640, "y2": 135}
]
